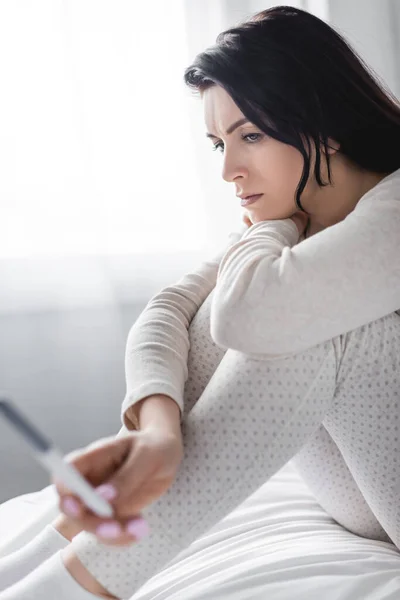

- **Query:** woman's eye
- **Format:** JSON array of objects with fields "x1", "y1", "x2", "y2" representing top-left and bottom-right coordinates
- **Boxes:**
[
  {"x1": 243, "y1": 133, "x2": 262, "y2": 143},
  {"x1": 211, "y1": 133, "x2": 263, "y2": 153},
  {"x1": 212, "y1": 142, "x2": 224, "y2": 153}
]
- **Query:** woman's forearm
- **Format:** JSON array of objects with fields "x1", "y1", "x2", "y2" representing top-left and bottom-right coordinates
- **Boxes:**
[{"x1": 125, "y1": 395, "x2": 182, "y2": 438}]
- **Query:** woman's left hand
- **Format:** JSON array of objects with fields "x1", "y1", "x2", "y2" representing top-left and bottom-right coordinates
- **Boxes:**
[{"x1": 242, "y1": 210, "x2": 309, "y2": 236}]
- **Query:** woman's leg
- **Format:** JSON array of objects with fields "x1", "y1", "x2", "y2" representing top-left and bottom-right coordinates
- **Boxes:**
[
  {"x1": 68, "y1": 335, "x2": 340, "y2": 599},
  {"x1": 292, "y1": 424, "x2": 392, "y2": 542},
  {"x1": 322, "y1": 311, "x2": 400, "y2": 550}
]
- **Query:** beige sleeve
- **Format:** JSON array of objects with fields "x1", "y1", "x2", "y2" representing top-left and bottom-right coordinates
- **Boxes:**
[{"x1": 121, "y1": 225, "x2": 248, "y2": 430}]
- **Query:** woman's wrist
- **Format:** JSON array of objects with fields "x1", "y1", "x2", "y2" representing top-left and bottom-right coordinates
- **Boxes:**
[{"x1": 125, "y1": 394, "x2": 182, "y2": 439}]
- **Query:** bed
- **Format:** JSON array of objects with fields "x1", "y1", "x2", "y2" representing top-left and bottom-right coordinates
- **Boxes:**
[{"x1": 1, "y1": 459, "x2": 399, "y2": 599}]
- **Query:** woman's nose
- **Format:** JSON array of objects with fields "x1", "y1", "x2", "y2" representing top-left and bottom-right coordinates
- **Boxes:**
[{"x1": 221, "y1": 152, "x2": 248, "y2": 183}]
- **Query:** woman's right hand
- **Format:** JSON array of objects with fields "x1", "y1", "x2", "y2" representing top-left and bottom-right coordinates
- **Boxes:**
[{"x1": 53, "y1": 427, "x2": 184, "y2": 546}]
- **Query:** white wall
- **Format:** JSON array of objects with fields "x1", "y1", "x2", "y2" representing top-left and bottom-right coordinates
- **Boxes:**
[
  {"x1": 326, "y1": 0, "x2": 400, "y2": 99},
  {"x1": 248, "y1": 0, "x2": 304, "y2": 14}
]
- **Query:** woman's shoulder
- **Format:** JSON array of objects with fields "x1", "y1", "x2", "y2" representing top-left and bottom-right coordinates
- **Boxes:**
[{"x1": 357, "y1": 167, "x2": 400, "y2": 211}]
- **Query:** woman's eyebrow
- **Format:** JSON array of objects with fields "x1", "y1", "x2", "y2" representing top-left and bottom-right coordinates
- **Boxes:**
[{"x1": 206, "y1": 118, "x2": 250, "y2": 139}]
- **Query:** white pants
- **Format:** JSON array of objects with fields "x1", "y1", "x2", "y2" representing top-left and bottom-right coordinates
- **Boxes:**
[{"x1": 69, "y1": 291, "x2": 400, "y2": 599}]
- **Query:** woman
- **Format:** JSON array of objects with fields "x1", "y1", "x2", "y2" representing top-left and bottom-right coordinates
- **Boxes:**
[{"x1": 1, "y1": 5, "x2": 400, "y2": 599}]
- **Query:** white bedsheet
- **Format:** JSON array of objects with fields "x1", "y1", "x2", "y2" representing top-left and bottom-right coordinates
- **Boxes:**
[{"x1": 1, "y1": 460, "x2": 399, "y2": 599}]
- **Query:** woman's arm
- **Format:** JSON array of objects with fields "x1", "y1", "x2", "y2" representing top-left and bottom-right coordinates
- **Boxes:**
[
  {"x1": 211, "y1": 172, "x2": 400, "y2": 357},
  {"x1": 121, "y1": 224, "x2": 249, "y2": 431}
]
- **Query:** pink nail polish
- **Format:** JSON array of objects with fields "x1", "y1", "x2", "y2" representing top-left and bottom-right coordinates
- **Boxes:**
[
  {"x1": 96, "y1": 522, "x2": 122, "y2": 539},
  {"x1": 95, "y1": 484, "x2": 117, "y2": 501},
  {"x1": 62, "y1": 497, "x2": 80, "y2": 517},
  {"x1": 126, "y1": 518, "x2": 149, "y2": 540}
]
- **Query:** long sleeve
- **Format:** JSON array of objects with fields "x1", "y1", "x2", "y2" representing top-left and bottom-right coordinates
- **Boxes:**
[
  {"x1": 210, "y1": 169, "x2": 400, "y2": 358},
  {"x1": 121, "y1": 224, "x2": 249, "y2": 430}
]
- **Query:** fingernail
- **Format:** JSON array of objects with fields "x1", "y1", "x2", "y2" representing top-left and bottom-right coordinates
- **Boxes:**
[
  {"x1": 95, "y1": 484, "x2": 118, "y2": 501},
  {"x1": 96, "y1": 522, "x2": 122, "y2": 539},
  {"x1": 126, "y1": 517, "x2": 149, "y2": 540},
  {"x1": 62, "y1": 497, "x2": 81, "y2": 517}
]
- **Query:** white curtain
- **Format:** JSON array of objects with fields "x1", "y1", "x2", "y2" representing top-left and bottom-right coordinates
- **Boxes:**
[
  {"x1": 0, "y1": 0, "x2": 210, "y2": 260},
  {"x1": 0, "y1": 0, "x2": 261, "y2": 314}
]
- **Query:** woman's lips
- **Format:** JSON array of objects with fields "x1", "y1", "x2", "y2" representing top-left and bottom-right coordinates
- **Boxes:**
[{"x1": 240, "y1": 194, "x2": 263, "y2": 207}]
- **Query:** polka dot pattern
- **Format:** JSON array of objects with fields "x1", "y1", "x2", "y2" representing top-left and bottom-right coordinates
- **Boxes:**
[
  {"x1": 322, "y1": 311, "x2": 400, "y2": 547},
  {"x1": 71, "y1": 290, "x2": 400, "y2": 598},
  {"x1": 292, "y1": 424, "x2": 392, "y2": 542}
]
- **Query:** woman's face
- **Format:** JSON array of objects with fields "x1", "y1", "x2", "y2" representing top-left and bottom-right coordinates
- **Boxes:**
[{"x1": 202, "y1": 84, "x2": 314, "y2": 223}]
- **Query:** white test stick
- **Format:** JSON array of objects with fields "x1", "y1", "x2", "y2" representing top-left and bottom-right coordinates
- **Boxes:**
[{"x1": 0, "y1": 398, "x2": 113, "y2": 518}]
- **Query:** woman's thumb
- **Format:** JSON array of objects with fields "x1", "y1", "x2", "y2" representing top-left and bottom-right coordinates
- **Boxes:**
[{"x1": 55, "y1": 436, "x2": 131, "y2": 497}]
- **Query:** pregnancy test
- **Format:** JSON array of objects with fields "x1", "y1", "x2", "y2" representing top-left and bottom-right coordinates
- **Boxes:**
[{"x1": 0, "y1": 398, "x2": 113, "y2": 518}]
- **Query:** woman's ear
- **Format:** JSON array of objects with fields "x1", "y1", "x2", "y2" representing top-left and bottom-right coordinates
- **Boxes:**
[{"x1": 324, "y1": 137, "x2": 340, "y2": 155}]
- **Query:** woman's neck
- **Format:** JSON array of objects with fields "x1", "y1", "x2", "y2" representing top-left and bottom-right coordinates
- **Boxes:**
[{"x1": 303, "y1": 220, "x2": 325, "y2": 239}]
